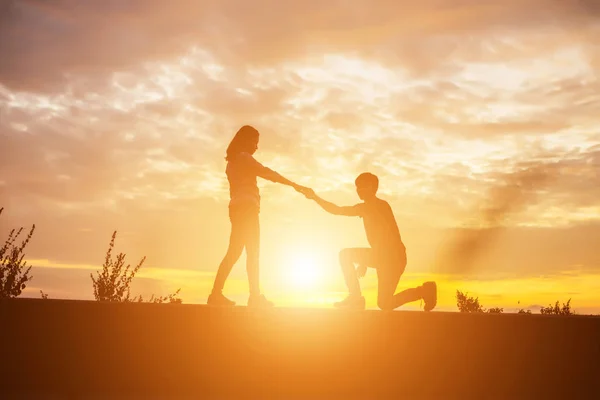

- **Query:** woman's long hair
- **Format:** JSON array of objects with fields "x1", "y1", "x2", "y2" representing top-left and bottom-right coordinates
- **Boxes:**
[{"x1": 225, "y1": 125, "x2": 259, "y2": 161}]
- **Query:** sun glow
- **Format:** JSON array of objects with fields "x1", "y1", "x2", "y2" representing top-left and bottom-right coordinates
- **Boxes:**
[{"x1": 286, "y1": 254, "x2": 324, "y2": 291}]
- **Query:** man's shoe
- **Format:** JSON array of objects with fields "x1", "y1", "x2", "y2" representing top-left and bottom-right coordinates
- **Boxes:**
[
  {"x1": 207, "y1": 292, "x2": 236, "y2": 306},
  {"x1": 248, "y1": 294, "x2": 274, "y2": 308},
  {"x1": 422, "y1": 281, "x2": 437, "y2": 312},
  {"x1": 333, "y1": 295, "x2": 366, "y2": 310}
]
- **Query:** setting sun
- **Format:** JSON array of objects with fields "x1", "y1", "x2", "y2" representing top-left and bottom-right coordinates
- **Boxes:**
[{"x1": 286, "y1": 254, "x2": 323, "y2": 290}]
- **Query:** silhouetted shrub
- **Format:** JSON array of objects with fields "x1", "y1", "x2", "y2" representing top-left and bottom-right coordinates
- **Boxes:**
[
  {"x1": 0, "y1": 207, "x2": 35, "y2": 299},
  {"x1": 91, "y1": 231, "x2": 181, "y2": 303},
  {"x1": 456, "y1": 290, "x2": 485, "y2": 313},
  {"x1": 133, "y1": 288, "x2": 182, "y2": 304},
  {"x1": 91, "y1": 231, "x2": 144, "y2": 302},
  {"x1": 456, "y1": 290, "x2": 504, "y2": 313},
  {"x1": 40, "y1": 290, "x2": 48, "y2": 299},
  {"x1": 540, "y1": 299, "x2": 574, "y2": 315},
  {"x1": 516, "y1": 301, "x2": 532, "y2": 314}
]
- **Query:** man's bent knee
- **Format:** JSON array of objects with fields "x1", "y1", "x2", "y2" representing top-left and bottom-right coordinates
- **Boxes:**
[{"x1": 377, "y1": 296, "x2": 394, "y2": 311}]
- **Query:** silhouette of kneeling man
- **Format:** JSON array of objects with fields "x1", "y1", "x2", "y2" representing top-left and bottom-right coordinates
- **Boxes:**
[{"x1": 301, "y1": 173, "x2": 437, "y2": 311}]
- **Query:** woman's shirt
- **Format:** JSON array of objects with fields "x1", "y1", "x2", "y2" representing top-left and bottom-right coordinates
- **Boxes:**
[{"x1": 226, "y1": 152, "x2": 283, "y2": 210}]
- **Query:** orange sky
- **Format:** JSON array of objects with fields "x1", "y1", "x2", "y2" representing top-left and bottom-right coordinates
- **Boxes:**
[{"x1": 1, "y1": 0, "x2": 599, "y2": 313}]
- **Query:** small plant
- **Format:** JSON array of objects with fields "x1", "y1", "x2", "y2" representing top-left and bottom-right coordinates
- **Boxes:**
[
  {"x1": 0, "y1": 207, "x2": 35, "y2": 299},
  {"x1": 456, "y1": 290, "x2": 485, "y2": 313},
  {"x1": 517, "y1": 301, "x2": 532, "y2": 314},
  {"x1": 540, "y1": 299, "x2": 574, "y2": 316},
  {"x1": 133, "y1": 288, "x2": 182, "y2": 304},
  {"x1": 91, "y1": 231, "x2": 181, "y2": 303},
  {"x1": 91, "y1": 231, "x2": 145, "y2": 302},
  {"x1": 40, "y1": 290, "x2": 49, "y2": 299},
  {"x1": 456, "y1": 290, "x2": 504, "y2": 313}
]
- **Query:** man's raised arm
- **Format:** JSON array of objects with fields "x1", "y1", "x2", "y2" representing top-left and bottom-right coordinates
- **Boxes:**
[{"x1": 304, "y1": 189, "x2": 362, "y2": 217}]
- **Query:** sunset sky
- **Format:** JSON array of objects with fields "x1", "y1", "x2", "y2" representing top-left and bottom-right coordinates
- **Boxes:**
[{"x1": 1, "y1": 0, "x2": 599, "y2": 312}]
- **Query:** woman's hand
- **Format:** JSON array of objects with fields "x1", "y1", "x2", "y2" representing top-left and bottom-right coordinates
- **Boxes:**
[{"x1": 292, "y1": 183, "x2": 307, "y2": 192}]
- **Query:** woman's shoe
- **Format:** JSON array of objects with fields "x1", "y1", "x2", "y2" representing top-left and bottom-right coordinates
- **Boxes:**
[
  {"x1": 207, "y1": 292, "x2": 236, "y2": 306},
  {"x1": 248, "y1": 294, "x2": 274, "y2": 308}
]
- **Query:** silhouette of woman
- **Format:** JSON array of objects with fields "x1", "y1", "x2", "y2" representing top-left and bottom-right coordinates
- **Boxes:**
[{"x1": 208, "y1": 125, "x2": 309, "y2": 307}]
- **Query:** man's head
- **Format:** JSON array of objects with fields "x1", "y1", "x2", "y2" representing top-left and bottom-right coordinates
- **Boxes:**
[{"x1": 355, "y1": 172, "x2": 379, "y2": 200}]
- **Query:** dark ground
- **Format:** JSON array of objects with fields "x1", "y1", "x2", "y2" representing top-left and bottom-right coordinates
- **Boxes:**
[{"x1": 1, "y1": 298, "x2": 599, "y2": 399}]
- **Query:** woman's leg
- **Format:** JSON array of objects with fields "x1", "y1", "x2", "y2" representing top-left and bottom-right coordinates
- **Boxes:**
[
  {"x1": 211, "y1": 209, "x2": 246, "y2": 295},
  {"x1": 244, "y1": 212, "x2": 261, "y2": 296}
]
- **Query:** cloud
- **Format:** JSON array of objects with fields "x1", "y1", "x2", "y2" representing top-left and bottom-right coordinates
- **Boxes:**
[
  {"x1": 2, "y1": 0, "x2": 599, "y2": 92},
  {"x1": 435, "y1": 149, "x2": 600, "y2": 275}
]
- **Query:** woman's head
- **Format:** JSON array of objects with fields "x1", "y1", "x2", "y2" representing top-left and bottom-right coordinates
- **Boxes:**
[{"x1": 226, "y1": 125, "x2": 260, "y2": 161}]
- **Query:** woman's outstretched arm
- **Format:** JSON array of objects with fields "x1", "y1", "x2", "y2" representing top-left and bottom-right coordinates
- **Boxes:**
[{"x1": 245, "y1": 153, "x2": 307, "y2": 191}]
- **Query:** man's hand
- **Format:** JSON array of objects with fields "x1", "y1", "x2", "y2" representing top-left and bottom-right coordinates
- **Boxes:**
[{"x1": 357, "y1": 264, "x2": 367, "y2": 279}]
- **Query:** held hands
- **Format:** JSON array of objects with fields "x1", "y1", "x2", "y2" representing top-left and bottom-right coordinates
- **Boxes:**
[{"x1": 294, "y1": 185, "x2": 316, "y2": 200}]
